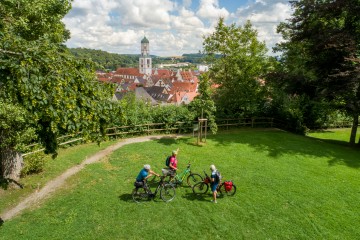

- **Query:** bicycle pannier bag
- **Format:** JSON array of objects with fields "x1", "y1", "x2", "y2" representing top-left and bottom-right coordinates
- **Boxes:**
[{"x1": 224, "y1": 181, "x2": 233, "y2": 191}]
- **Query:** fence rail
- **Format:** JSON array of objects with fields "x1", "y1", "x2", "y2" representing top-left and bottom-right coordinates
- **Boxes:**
[{"x1": 22, "y1": 118, "x2": 355, "y2": 157}]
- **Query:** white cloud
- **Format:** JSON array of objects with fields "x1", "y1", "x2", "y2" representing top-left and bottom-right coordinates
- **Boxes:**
[
  {"x1": 196, "y1": 0, "x2": 229, "y2": 20},
  {"x1": 63, "y1": 0, "x2": 293, "y2": 56},
  {"x1": 234, "y1": 1, "x2": 292, "y2": 54},
  {"x1": 115, "y1": 0, "x2": 174, "y2": 28}
]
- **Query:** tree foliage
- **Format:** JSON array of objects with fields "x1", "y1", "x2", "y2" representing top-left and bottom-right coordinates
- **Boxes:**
[
  {"x1": 114, "y1": 92, "x2": 196, "y2": 130},
  {"x1": 189, "y1": 72, "x2": 217, "y2": 134},
  {"x1": 69, "y1": 48, "x2": 141, "y2": 70},
  {"x1": 202, "y1": 18, "x2": 271, "y2": 118},
  {"x1": 276, "y1": 0, "x2": 360, "y2": 144},
  {"x1": 0, "y1": 0, "x2": 115, "y2": 160}
]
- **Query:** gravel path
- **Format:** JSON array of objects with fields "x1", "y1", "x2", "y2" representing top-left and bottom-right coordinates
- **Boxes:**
[{"x1": 1, "y1": 134, "x2": 181, "y2": 221}]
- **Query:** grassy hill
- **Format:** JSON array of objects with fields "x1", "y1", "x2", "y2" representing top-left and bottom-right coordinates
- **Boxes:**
[{"x1": 1, "y1": 129, "x2": 359, "y2": 239}]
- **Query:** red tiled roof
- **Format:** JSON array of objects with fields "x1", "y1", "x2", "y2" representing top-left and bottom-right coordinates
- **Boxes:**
[
  {"x1": 153, "y1": 69, "x2": 172, "y2": 78},
  {"x1": 180, "y1": 71, "x2": 193, "y2": 81},
  {"x1": 115, "y1": 67, "x2": 142, "y2": 76},
  {"x1": 170, "y1": 91, "x2": 199, "y2": 104},
  {"x1": 169, "y1": 81, "x2": 197, "y2": 94}
]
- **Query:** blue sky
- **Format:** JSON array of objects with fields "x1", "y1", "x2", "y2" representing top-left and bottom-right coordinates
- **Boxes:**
[{"x1": 63, "y1": 0, "x2": 292, "y2": 56}]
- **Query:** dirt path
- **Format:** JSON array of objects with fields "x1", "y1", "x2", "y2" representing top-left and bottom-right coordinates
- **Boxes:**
[{"x1": 1, "y1": 134, "x2": 181, "y2": 221}]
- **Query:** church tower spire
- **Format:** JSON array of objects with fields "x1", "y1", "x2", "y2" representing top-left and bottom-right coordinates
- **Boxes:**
[{"x1": 139, "y1": 36, "x2": 152, "y2": 75}]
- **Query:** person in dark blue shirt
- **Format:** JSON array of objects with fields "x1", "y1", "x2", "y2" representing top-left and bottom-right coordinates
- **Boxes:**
[
  {"x1": 134, "y1": 164, "x2": 160, "y2": 189},
  {"x1": 210, "y1": 164, "x2": 221, "y2": 203}
]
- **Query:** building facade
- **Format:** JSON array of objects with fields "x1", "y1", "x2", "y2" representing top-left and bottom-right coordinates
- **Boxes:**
[{"x1": 139, "y1": 36, "x2": 152, "y2": 75}]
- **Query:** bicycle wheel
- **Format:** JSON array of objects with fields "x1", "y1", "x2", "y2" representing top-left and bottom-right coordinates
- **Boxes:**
[
  {"x1": 186, "y1": 173, "x2": 203, "y2": 187},
  {"x1": 160, "y1": 184, "x2": 176, "y2": 202},
  {"x1": 132, "y1": 188, "x2": 150, "y2": 203},
  {"x1": 218, "y1": 183, "x2": 236, "y2": 196},
  {"x1": 192, "y1": 182, "x2": 209, "y2": 194}
]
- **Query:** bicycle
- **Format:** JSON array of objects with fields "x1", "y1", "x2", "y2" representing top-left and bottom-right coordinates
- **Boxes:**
[
  {"x1": 132, "y1": 176, "x2": 176, "y2": 203},
  {"x1": 163, "y1": 163, "x2": 203, "y2": 187},
  {"x1": 192, "y1": 171, "x2": 236, "y2": 197}
]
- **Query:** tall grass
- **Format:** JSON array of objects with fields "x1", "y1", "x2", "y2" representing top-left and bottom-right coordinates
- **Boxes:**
[{"x1": 1, "y1": 129, "x2": 359, "y2": 239}]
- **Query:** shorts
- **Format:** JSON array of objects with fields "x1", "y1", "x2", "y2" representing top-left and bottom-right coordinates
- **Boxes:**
[
  {"x1": 134, "y1": 181, "x2": 144, "y2": 188},
  {"x1": 162, "y1": 168, "x2": 176, "y2": 177},
  {"x1": 211, "y1": 182, "x2": 219, "y2": 192}
]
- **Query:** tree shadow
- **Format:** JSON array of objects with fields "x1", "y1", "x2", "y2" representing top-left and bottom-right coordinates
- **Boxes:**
[
  {"x1": 0, "y1": 217, "x2": 4, "y2": 226},
  {"x1": 150, "y1": 136, "x2": 178, "y2": 146},
  {"x1": 207, "y1": 129, "x2": 360, "y2": 169},
  {"x1": 151, "y1": 135, "x2": 203, "y2": 148},
  {"x1": 0, "y1": 178, "x2": 24, "y2": 190}
]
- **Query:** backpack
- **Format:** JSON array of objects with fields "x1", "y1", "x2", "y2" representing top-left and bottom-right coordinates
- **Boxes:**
[
  {"x1": 215, "y1": 170, "x2": 222, "y2": 182},
  {"x1": 165, "y1": 156, "x2": 171, "y2": 167}
]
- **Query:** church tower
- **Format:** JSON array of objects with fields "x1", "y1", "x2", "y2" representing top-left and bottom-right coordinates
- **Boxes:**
[{"x1": 139, "y1": 36, "x2": 152, "y2": 75}]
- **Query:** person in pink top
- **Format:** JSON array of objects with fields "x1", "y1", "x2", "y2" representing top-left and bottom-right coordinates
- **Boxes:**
[{"x1": 168, "y1": 149, "x2": 178, "y2": 180}]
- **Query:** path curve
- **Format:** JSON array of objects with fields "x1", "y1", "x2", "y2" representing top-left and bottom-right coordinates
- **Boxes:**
[{"x1": 1, "y1": 134, "x2": 182, "y2": 221}]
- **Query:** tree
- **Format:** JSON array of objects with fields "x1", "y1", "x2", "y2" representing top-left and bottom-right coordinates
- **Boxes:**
[
  {"x1": 0, "y1": 102, "x2": 36, "y2": 181},
  {"x1": 202, "y1": 18, "x2": 271, "y2": 118},
  {"x1": 0, "y1": 0, "x2": 115, "y2": 178},
  {"x1": 189, "y1": 72, "x2": 217, "y2": 134},
  {"x1": 276, "y1": 0, "x2": 360, "y2": 145}
]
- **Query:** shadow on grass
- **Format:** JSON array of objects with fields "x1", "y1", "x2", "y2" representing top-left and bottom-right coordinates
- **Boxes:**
[
  {"x1": 308, "y1": 129, "x2": 335, "y2": 133},
  {"x1": 150, "y1": 136, "x2": 178, "y2": 146},
  {"x1": 0, "y1": 217, "x2": 3, "y2": 227},
  {"x1": 0, "y1": 178, "x2": 24, "y2": 190},
  {"x1": 152, "y1": 136, "x2": 204, "y2": 148},
  {"x1": 206, "y1": 129, "x2": 360, "y2": 169},
  {"x1": 118, "y1": 193, "x2": 133, "y2": 202},
  {"x1": 118, "y1": 193, "x2": 172, "y2": 203},
  {"x1": 305, "y1": 135, "x2": 355, "y2": 146},
  {"x1": 181, "y1": 192, "x2": 209, "y2": 202}
]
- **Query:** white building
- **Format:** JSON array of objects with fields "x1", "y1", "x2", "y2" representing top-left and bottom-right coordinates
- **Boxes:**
[{"x1": 139, "y1": 36, "x2": 152, "y2": 75}]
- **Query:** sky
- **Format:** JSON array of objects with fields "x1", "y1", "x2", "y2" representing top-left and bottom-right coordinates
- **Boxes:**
[{"x1": 62, "y1": 0, "x2": 293, "y2": 57}]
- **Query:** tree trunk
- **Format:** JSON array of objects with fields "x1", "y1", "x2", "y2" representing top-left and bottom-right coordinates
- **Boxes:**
[
  {"x1": 1, "y1": 148, "x2": 23, "y2": 181},
  {"x1": 350, "y1": 113, "x2": 359, "y2": 145}
]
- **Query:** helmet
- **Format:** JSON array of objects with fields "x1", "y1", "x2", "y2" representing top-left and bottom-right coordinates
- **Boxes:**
[
  {"x1": 144, "y1": 164, "x2": 151, "y2": 170},
  {"x1": 210, "y1": 164, "x2": 216, "y2": 171}
]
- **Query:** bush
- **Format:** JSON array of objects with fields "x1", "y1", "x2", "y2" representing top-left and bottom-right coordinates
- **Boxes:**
[{"x1": 21, "y1": 152, "x2": 46, "y2": 177}]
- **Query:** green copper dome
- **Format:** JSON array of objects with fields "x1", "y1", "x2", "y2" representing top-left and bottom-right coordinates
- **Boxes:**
[{"x1": 141, "y1": 36, "x2": 149, "y2": 43}]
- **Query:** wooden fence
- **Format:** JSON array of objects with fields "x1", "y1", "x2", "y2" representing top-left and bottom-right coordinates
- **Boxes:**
[{"x1": 22, "y1": 118, "x2": 354, "y2": 157}]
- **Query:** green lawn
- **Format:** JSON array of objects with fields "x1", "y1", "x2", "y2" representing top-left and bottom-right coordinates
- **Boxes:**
[
  {"x1": 0, "y1": 140, "x2": 116, "y2": 214},
  {"x1": 307, "y1": 128, "x2": 360, "y2": 143},
  {"x1": 1, "y1": 129, "x2": 359, "y2": 239}
]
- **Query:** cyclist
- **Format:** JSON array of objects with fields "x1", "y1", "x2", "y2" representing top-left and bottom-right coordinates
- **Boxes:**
[
  {"x1": 210, "y1": 164, "x2": 220, "y2": 203},
  {"x1": 134, "y1": 164, "x2": 160, "y2": 191},
  {"x1": 167, "y1": 149, "x2": 178, "y2": 180}
]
